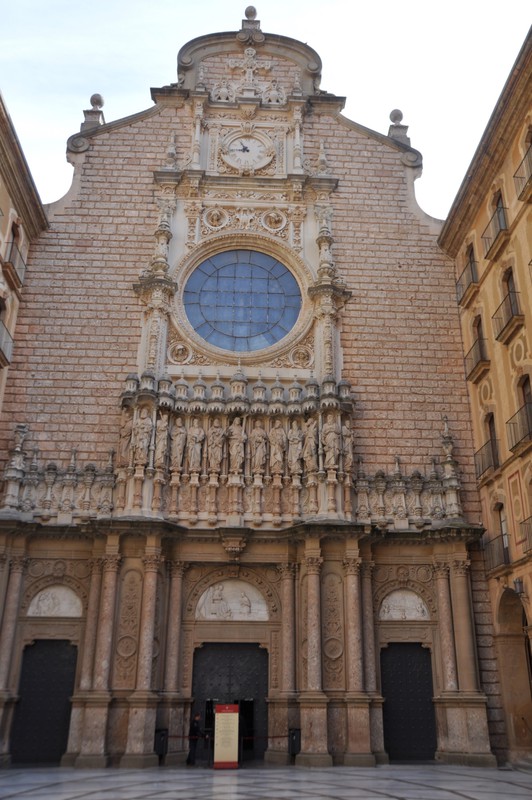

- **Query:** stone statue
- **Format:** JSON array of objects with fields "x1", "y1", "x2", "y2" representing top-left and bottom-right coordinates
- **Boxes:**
[
  {"x1": 171, "y1": 417, "x2": 187, "y2": 470},
  {"x1": 322, "y1": 413, "x2": 340, "y2": 469},
  {"x1": 341, "y1": 418, "x2": 354, "y2": 474},
  {"x1": 302, "y1": 418, "x2": 318, "y2": 473},
  {"x1": 154, "y1": 411, "x2": 169, "y2": 469},
  {"x1": 287, "y1": 420, "x2": 303, "y2": 474},
  {"x1": 207, "y1": 418, "x2": 225, "y2": 473},
  {"x1": 269, "y1": 419, "x2": 286, "y2": 474},
  {"x1": 118, "y1": 408, "x2": 133, "y2": 467},
  {"x1": 250, "y1": 420, "x2": 268, "y2": 473},
  {"x1": 227, "y1": 416, "x2": 246, "y2": 473},
  {"x1": 187, "y1": 417, "x2": 205, "y2": 472},
  {"x1": 133, "y1": 407, "x2": 153, "y2": 466}
]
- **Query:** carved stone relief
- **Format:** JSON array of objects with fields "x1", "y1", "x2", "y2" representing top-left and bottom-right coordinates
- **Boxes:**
[
  {"x1": 195, "y1": 579, "x2": 269, "y2": 621},
  {"x1": 378, "y1": 589, "x2": 430, "y2": 621},
  {"x1": 112, "y1": 569, "x2": 143, "y2": 689},
  {"x1": 27, "y1": 585, "x2": 82, "y2": 617},
  {"x1": 321, "y1": 570, "x2": 345, "y2": 689}
]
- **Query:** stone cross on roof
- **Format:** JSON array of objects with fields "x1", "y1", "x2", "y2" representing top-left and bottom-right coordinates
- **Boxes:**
[{"x1": 229, "y1": 47, "x2": 271, "y2": 90}]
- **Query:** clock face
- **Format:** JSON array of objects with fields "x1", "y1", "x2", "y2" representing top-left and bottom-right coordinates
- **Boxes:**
[{"x1": 221, "y1": 133, "x2": 273, "y2": 171}]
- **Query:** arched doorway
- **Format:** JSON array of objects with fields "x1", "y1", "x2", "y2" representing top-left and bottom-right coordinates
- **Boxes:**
[
  {"x1": 191, "y1": 643, "x2": 268, "y2": 763},
  {"x1": 495, "y1": 588, "x2": 532, "y2": 760}
]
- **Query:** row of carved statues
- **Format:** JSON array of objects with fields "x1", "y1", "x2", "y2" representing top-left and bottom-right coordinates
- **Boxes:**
[{"x1": 119, "y1": 407, "x2": 354, "y2": 478}]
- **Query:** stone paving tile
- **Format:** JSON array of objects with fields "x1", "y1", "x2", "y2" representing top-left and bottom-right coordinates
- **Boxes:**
[{"x1": 1, "y1": 766, "x2": 532, "y2": 800}]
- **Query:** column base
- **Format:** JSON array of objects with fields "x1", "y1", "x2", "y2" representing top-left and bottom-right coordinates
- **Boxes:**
[
  {"x1": 0, "y1": 754, "x2": 11, "y2": 768},
  {"x1": 120, "y1": 752, "x2": 159, "y2": 769},
  {"x1": 163, "y1": 751, "x2": 187, "y2": 766},
  {"x1": 74, "y1": 754, "x2": 109, "y2": 768},
  {"x1": 295, "y1": 751, "x2": 333, "y2": 767},
  {"x1": 435, "y1": 750, "x2": 497, "y2": 767},
  {"x1": 264, "y1": 749, "x2": 291, "y2": 765},
  {"x1": 342, "y1": 752, "x2": 376, "y2": 766}
]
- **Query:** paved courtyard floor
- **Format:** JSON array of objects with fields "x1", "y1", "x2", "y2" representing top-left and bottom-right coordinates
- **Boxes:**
[{"x1": 1, "y1": 764, "x2": 532, "y2": 800}]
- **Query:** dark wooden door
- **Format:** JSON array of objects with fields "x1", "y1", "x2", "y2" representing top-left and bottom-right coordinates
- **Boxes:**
[
  {"x1": 381, "y1": 642, "x2": 437, "y2": 761},
  {"x1": 10, "y1": 640, "x2": 78, "y2": 764},
  {"x1": 192, "y1": 642, "x2": 268, "y2": 761}
]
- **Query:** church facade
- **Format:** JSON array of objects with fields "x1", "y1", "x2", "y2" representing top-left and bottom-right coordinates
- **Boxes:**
[{"x1": 0, "y1": 9, "x2": 504, "y2": 767}]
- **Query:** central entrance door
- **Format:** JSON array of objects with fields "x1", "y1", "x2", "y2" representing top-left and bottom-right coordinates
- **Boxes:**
[
  {"x1": 381, "y1": 642, "x2": 437, "y2": 761},
  {"x1": 191, "y1": 642, "x2": 268, "y2": 762}
]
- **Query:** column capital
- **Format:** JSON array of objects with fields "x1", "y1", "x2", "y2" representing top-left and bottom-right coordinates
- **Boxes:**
[
  {"x1": 305, "y1": 556, "x2": 323, "y2": 575},
  {"x1": 278, "y1": 562, "x2": 296, "y2": 579},
  {"x1": 168, "y1": 560, "x2": 187, "y2": 578},
  {"x1": 343, "y1": 557, "x2": 361, "y2": 576},
  {"x1": 89, "y1": 557, "x2": 104, "y2": 575},
  {"x1": 451, "y1": 559, "x2": 470, "y2": 576},
  {"x1": 10, "y1": 555, "x2": 29, "y2": 573},
  {"x1": 360, "y1": 560, "x2": 375, "y2": 578},
  {"x1": 102, "y1": 554, "x2": 122, "y2": 573},
  {"x1": 432, "y1": 560, "x2": 449, "y2": 578},
  {"x1": 142, "y1": 554, "x2": 163, "y2": 572}
]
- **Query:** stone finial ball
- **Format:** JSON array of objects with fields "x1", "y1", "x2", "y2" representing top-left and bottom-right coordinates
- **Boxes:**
[
  {"x1": 389, "y1": 109, "x2": 403, "y2": 124},
  {"x1": 245, "y1": 6, "x2": 257, "y2": 19},
  {"x1": 90, "y1": 93, "x2": 104, "y2": 110}
]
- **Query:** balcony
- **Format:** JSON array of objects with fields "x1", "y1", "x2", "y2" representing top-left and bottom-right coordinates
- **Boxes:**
[
  {"x1": 465, "y1": 338, "x2": 490, "y2": 383},
  {"x1": 1, "y1": 241, "x2": 26, "y2": 291},
  {"x1": 507, "y1": 402, "x2": 532, "y2": 452},
  {"x1": 474, "y1": 438, "x2": 499, "y2": 479},
  {"x1": 484, "y1": 534, "x2": 510, "y2": 571},
  {"x1": 492, "y1": 291, "x2": 524, "y2": 344},
  {"x1": 456, "y1": 260, "x2": 479, "y2": 306},
  {"x1": 481, "y1": 206, "x2": 509, "y2": 260},
  {"x1": 0, "y1": 319, "x2": 13, "y2": 366},
  {"x1": 513, "y1": 144, "x2": 532, "y2": 202},
  {"x1": 521, "y1": 516, "x2": 532, "y2": 554}
]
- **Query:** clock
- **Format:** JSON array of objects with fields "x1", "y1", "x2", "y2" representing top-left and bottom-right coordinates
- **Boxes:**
[{"x1": 221, "y1": 131, "x2": 274, "y2": 172}]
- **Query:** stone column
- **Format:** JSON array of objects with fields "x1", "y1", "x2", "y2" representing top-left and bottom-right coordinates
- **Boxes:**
[
  {"x1": 64, "y1": 558, "x2": 103, "y2": 765},
  {"x1": 121, "y1": 554, "x2": 162, "y2": 768},
  {"x1": 0, "y1": 556, "x2": 27, "y2": 764},
  {"x1": 433, "y1": 561, "x2": 458, "y2": 692},
  {"x1": 361, "y1": 560, "x2": 384, "y2": 761},
  {"x1": 295, "y1": 552, "x2": 332, "y2": 767},
  {"x1": 0, "y1": 556, "x2": 27, "y2": 689},
  {"x1": 162, "y1": 561, "x2": 186, "y2": 765},
  {"x1": 343, "y1": 557, "x2": 374, "y2": 765},
  {"x1": 450, "y1": 559, "x2": 478, "y2": 692},
  {"x1": 76, "y1": 554, "x2": 121, "y2": 768},
  {"x1": 280, "y1": 563, "x2": 296, "y2": 694}
]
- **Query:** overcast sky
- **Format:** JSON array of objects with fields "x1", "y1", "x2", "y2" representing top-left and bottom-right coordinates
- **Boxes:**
[{"x1": 1, "y1": 0, "x2": 530, "y2": 219}]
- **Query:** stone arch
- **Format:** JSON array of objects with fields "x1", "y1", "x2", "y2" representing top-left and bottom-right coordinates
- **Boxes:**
[
  {"x1": 378, "y1": 588, "x2": 430, "y2": 621},
  {"x1": 373, "y1": 577, "x2": 437, "y2": 620},
  {"x1": 21, "y1": 574, "x2": 88, "y2": 616},
  {"x1": 184, "y1": 565, "x2": 280, "y2": 622}
]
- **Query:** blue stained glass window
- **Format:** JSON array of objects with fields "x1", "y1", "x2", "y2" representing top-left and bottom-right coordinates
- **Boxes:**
[{"x1": 183, "y1": 250, "x2": 301, "y2": 351}]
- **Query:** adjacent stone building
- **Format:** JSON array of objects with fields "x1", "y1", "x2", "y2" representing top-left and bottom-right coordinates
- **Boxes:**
[
  {"x1": 439, "y1": 28, "x2": 532, "y2": 767},
  {"x1": 0, "y1": 8, "x2": 504, "y2": 767}
]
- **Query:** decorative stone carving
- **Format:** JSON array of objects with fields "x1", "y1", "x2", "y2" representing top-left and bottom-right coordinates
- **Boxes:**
[
  {"x1": 249, "y1": 420, "x2": 268, "y2": 474},
  {"x1": 227, "y1": 417, "x2": 246, "y2": 473},
  {"x1": 195, "y1": 579, "x2": 269, "y2": 621},
  {"x1": 186, "y1": 417, "x2": 205, "y2": 472},
  {"x1": 27, "y1": 585, "x2": 83, "y2": 617},
  {"x1": 379, "y1": 589, "x2": 430, "y2": 621},
  {"x1": 207, "y1": 418, "x2": 225, "y2": 473},
  {"x1": 269, "y1": 419, "x2": 287, "y2": 474}
]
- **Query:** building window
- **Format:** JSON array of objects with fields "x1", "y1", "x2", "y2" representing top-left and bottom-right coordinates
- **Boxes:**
[{"x1": 183, "y1": 249, "x2": 302, "y2": 352}]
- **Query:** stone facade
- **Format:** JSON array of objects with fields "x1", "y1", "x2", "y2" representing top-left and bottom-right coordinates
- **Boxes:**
[
  {"x1": 0, "y1": 8, "x2": 503, "y2": 767},
  {"x1": 439, "y1": 28, "x2": 532, "y2": 767}
]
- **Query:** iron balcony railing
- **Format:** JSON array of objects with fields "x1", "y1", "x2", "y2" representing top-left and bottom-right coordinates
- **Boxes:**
[
  {"x1": 492, "y1": 291, "x2": 522, "y2": 340},
  {"x1": 456, "y1": 260, "x2": 478, "y2": 304},
  {"x1": 513, "y1": 143, "x2": 532, "y2": 200},
  {"x1": 507, "y1": 402, "x2": 532, "y2": 451},
  {"x1": 474, "y1": 438, "x2": 499, "y2": 479},
  {"x1": 464, "y1": 338, "x2": 488, "y2": 379},
  {"x1": 0, "y1": 319, "x2": 14, "y2": 365},
  {"x1": 521, "y1": 516, "x2": 532, "y2": 554},
  {"x1": 4, "y1": 240, "x2": 26, "y2": 285},
  {"x1": 483, "y1": 534, "x2": 510, "y2": 571},
  {"x1": 481, "y1": 206, "x2": 508, "y2": 257}
]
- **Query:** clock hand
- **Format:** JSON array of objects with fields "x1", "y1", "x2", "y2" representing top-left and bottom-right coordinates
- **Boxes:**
[{"x1": 239, "y1": 141, "x2": 250, "y2": 152}]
